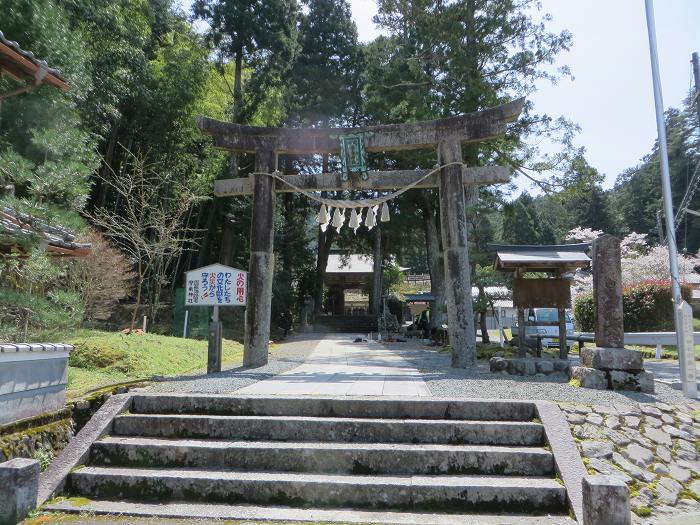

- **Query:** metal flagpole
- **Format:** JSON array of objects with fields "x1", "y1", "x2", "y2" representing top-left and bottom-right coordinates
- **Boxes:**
[{"x1": 644, "y1": 0, "x2": 690, "y2": 393}]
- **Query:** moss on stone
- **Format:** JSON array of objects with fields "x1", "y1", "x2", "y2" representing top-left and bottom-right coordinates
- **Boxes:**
[{"x1": 632, "y1": 506, "x2": 652, "y2": 517}]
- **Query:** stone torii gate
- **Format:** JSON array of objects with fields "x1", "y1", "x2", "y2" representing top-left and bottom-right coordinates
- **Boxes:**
[{"x1": 197, "y1": 98, "x2": 524, "y2": 368}]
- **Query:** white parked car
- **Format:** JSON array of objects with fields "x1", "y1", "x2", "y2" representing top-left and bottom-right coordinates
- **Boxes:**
[{"x1": 512, "y1": 308, "x2": 575, "y2": 350}]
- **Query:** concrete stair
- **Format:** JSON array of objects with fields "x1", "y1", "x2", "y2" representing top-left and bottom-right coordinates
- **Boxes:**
[{"x1": 50, "y1": 395, "x2": 573, "y2": 522}]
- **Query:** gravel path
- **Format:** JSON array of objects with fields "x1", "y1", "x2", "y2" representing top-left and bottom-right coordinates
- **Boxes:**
[
  {"x1": 146, "y1": 333, "x2": 321, "y2": 394},
  {"x1": 386, "y1": 341, "x2": 698, "y2": 406}
]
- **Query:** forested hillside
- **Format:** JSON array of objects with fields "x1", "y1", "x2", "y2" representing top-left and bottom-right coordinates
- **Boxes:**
[{"x1": 0, "y1": 0, "x2": 697, "y2": 342}]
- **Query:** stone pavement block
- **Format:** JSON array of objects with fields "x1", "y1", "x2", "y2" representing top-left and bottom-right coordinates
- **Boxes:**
[
  {"x1": 621, "y1": 443, "x2": 653, "y2": 469},
  {"x1": 582, "y1": 475, "x2": 630, "y2": 525},
  {"x1": 581, "y1": 441, "x2": 613, "y2": 459},
  {"x1": 0, "y1": 457, "x2": 40, "y2": 525}
]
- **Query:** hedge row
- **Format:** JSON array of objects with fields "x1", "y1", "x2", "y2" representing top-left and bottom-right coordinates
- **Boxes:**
[{"x1": 573, "y1": 280, "x2": 691, "y2": 332}]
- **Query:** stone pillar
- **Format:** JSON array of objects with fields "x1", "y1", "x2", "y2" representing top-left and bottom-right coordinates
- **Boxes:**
[
  {"x1": 244, "y1": 147, "x2": 277, "y2": 367},
  {"x1": 0, "y1": 458, "x2": 39, "y2": 524},
  {"x1": 592, "y1": 234, "x2": 624, "y2": 348},
  {"x1": 582, "y1": 475, "x2": 631, "y2": 525},
  {"x1": 574, "y1": 234, "x2": 654, "y2": 393},
  {"x1": 438, "y1": 139, "x2": 476, "y2": 367}
]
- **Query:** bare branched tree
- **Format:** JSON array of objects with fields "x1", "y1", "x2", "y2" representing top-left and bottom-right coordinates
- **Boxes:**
[{"x1": 86, "y1": 148, "x2": 205, "y2": 329}]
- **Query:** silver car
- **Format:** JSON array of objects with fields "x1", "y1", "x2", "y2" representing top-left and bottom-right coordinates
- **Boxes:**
[{"x1": 512, "y1": 308, "x2": 574, "y2": 349}]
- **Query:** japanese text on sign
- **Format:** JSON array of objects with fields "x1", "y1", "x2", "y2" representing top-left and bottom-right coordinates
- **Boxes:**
[{"x1": 185, "y1": 264, "x2": 247, "y2": 306}]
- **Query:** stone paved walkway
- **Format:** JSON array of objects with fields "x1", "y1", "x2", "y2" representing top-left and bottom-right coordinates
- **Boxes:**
[{"x1": 236, "y1": 334, "x2": 431, "y2": 396}]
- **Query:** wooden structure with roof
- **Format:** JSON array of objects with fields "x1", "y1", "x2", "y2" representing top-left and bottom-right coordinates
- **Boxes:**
[
  {"x1": 493, "y1": 244, "x2": 591, "y2": 359},
  {"x1": 0, "y1": 208, "x2": 90, "y2": 257},
  {"x1": 0, "y1": 31, "x2": 88, "y2": 257},
  {"x1": 0, "y1": 30, "x2": 69, "y2": 100}
]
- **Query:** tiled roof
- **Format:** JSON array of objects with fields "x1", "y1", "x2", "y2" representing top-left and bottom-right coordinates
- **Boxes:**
[
  {"x1": 0, "y1": 207, "x2": 90, "y2": 256},
  {"x1": 0, "y1": 29, "x2": 68, "y2": 90}
]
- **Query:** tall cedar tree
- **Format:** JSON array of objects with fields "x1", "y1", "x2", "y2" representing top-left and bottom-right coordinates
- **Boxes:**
[
  {"x1": 364, "y1": 1, "x2": 572, "y2": 343},
  {"x1": 286, "y1": 0, "x2": 362, "y2": 316}
]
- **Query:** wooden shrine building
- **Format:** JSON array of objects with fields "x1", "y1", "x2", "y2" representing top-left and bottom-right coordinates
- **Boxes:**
[{"x1": 494, "y1": 243, "x2": 591, "y2": 358}]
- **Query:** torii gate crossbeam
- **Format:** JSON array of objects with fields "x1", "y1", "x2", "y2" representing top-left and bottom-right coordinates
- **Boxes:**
[{"x1": 197, "y1": 98, "x2": 524, "y2": 368}]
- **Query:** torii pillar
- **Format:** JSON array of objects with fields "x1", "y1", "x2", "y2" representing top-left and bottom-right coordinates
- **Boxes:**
[{"x1": 197, "y1": 98, "x2": 524, "y2": 367}]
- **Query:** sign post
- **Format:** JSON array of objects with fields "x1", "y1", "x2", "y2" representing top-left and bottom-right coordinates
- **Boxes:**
[
  {"x1": 677, "y1": 301, "x2": 698, "y2": 399},
  {"x1": 185, "y1": 264, "x2": 248, "y2": 374}
]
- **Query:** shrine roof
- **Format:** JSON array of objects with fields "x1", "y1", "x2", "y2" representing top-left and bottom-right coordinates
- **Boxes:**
[
  {"x1": 0, "y1": 30, "x2": 69, "y2": 91},
  {"x1": 326, "y1": 254, "x2": 375, "y2": 275},
  {"x1": 493, "y1": 243, "x2": 591, "y2": 273},
  {"x1": 325, "y1": 253, "x2": 409, "y2": 276}
]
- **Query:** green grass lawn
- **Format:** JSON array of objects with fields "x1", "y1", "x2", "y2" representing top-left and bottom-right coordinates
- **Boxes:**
[{"x1": 66, "y1": 329, "x2": 244, "y2": 399}]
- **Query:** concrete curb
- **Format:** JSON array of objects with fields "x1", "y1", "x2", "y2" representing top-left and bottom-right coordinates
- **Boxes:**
[
  {"x1": 37, "y1": 393, "x2": 132, "y2": 505},
  {"x1": 536, "y1": 401, "x2": 587, "y2": 523}
]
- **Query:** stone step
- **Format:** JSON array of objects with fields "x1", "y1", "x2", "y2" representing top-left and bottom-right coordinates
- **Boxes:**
[
  {"x1": 69, "y1": 466, "x2": 567, "y2": 513},
  {"x1": 44, "y1": 499, "x2": 575, "y2": 524},
  {"x1": 91, "y1": 437, "x2": 555, "y2": 476},
  {"x1": 131, "y1": 394, "x2": 536, "y2": 421},
  {"x1": 112, "y1": 414, "x2": 545, "y2": 446}
]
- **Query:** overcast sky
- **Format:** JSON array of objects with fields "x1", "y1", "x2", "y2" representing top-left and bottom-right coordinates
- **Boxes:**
[{"x1": 181, "y1": 0, "x2": 698, "y2": 191}]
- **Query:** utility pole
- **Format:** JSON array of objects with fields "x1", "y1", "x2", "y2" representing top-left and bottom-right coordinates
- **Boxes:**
[
  {"x1": 645, "y1": 1, "x2": 696, "y2": 398},
  {"x1": 644, "y1": 0, "x2": 683, "y2": 308},
  {"x1": 692, "y1": 52, "x2": 700, "y2": 126}
]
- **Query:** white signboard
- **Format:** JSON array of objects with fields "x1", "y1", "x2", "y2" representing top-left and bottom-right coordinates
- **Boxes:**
[{"x1": 185, "y1": 264, "x2": 247, "y2": 306}]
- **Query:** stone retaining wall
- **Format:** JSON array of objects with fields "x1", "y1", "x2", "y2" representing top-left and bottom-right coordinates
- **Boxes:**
[
  {"x1": 490, "y1": 356, "x2": 569, "y2": 377},
  {"x1": 0, "y1": 409, "x2": 74, "y2": 465}
]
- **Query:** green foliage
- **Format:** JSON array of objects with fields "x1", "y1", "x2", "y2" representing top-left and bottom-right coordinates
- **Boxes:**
[
  {"x1": 288, "y1": 0, "x2": 361, "y2": 126},
  {"x1": 631, "y1": 506, "x2": 652, "y2": 517},
  {"x1": 573, "y1": 281, "x2": 692, "y2": 332},
  {"x1": 0, "y1": 287, "x2": 84, "y2": 342},
  {"x1": 0, "y1": 0, "x2": 98, "y2": 226},
  {"x1": 192, "y1": 0, "x2": 299, "y2": 123},
  {"x1": 33, "y1": 446, "x2": 55, "y2": 471},
  {"x1": 501, "y1": 193, "x2": 555, "y2": 245},
  {"x1": 611, "y1": 101, "x2": 699, "y2": 250}
]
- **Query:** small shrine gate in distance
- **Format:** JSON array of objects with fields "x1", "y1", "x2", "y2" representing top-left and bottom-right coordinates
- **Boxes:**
[{"x1": 197, "y1": 98, "x2": 525, "y2": 368}]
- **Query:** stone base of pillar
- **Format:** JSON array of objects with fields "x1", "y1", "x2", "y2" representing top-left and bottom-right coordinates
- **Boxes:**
[
  {"x1": 580, "y1": 347, "x2": 644, "y2": 371},
  {"x1": 569, "y1": 362, "x2": 655, "y2": 393}
]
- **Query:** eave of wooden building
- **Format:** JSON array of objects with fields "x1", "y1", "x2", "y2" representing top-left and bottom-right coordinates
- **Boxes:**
[{"x1": 0, "y1": 30, "x2": 69, "y2": 94}]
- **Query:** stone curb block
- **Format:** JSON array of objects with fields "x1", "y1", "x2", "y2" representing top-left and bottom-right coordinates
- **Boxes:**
[
  {"x1": 0, "y1": 457, "x2": 40, "y2": 525},
  {"x1": 582, "y1": 475, "x2": 630, "y2": 525}
]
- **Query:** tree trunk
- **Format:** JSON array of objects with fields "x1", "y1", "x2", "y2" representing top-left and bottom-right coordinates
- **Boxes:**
[
  {"x1": 422, "y1": 193, "x2": 446, "y2": 328},
  {"x1": 93, "y1": 120, "x2": 119, "y2": 208},
  {"x1": 369, "y1": 224, "x2": 382, "y2": 315},
  {"x1": 233, "y1": 43, "x2": 243, "y2": 122},
  {"x1": 220, "y1": 218, "x2": 236, "y2": 265},
  {"x1": 196, "y1": 198, "x2": 218, "y2": 267},
  {"x1": 130, "y1": 259, "x2": 144, "y2": 331}
]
